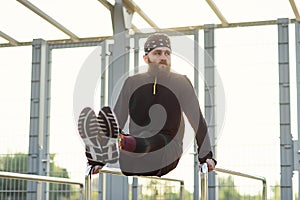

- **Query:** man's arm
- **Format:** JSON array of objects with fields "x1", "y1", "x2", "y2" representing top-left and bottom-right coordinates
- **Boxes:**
[{"x1": 179, "y1": 75, "x2": 216, "y2": 170}]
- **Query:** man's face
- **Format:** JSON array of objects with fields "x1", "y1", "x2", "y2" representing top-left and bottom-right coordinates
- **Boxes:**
[{"x1": 143, "y1": 47, "x2": 171, "y2": 70}]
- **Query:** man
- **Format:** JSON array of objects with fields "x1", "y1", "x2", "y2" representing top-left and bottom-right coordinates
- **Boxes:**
[{"x1": 78, "y1": 33, "x2": 216, "y2": 176}]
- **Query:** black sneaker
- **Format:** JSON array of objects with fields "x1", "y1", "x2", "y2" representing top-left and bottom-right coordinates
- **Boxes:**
[
  {"x1": 78, "y1": 107, "x2": 105, "y2": 166},
  {"x1": 97, "y1": 106, "x2": 120, "y2": 163}
]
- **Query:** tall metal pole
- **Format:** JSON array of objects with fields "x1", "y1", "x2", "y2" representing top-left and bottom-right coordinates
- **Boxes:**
[
  {"x1": 131, "y1": 34, "x2": 140, "y2": 200},
  {"x1": 106, "y1": 0, "x2": 132, "y2": 199},
  {"x1": 27, "y1": 39, "x2": 51, "y2": 200},
  {"x1": 204, "y1": 24, "x2": 217, "y2": 200},
  {"x1": 193, "y1": 30, "x2": 200, "y2": 200},
  {"x1": 98, "y1": 41, "x2": 107, "y2": 200},
  {"x1": 200, "y1": 163, "x2": 209, "y2": 200},
  {"x1": 277, "y1": 18, "x2": 293, "y2": 200},
  {"x1": 295, "y1": 20, "x2": 300, "y2": 200}
]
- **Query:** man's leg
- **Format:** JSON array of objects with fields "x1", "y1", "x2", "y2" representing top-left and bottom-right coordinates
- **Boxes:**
[
  {"x1": 119, "y1": 132, "x2": 173, "y2": 153},
  {"x1": 95, "y1": 106, "x2": 178, "y2": 176}
]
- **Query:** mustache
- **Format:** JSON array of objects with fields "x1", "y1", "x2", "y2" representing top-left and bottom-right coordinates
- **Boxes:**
[{"x1": 159, "y1": 60, "x2": 167, "y2": 65}]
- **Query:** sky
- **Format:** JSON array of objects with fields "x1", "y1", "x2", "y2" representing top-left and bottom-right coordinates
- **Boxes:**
[{"x1": 0, "y1": 0, "x2": 300, "y2": 198}]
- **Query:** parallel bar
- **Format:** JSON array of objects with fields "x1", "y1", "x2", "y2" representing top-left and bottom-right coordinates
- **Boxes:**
[
  {"x1": 0, "y1": 171, "x2": 84, "y2": 200},
  {"x1": 100, "y1": 169, "x2": 184, "y2": 199},
  {"x1": 16, "y1": 0, "x2": 80, "y2": 42},
  {"x1": 205, "y1": 0, "x2": 228, "y2": 26},
  {"x1": 0, "y1": 171, "x2": 83, "y2": 187},
  {"x1": 289, "y1": 0, "x2": 300, "y2": 20},
  {"x1": 0, "y1": 30, "x2": 19, "y2": 46},
  {"x1": 200, "y1": 167, "x2": 267, "y2": 200},
  {"x1": 214, "y1": 168, "x2": 267, "y2": 200},
  {"x1": 215, "y1": 168, "x2": 266, "y2": 182},
  {"x1": 100, "y1": 169, "x2": 184, "y2": 186}
]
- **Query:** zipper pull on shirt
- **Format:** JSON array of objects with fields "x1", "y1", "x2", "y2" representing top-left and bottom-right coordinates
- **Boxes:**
[{"x1": 153, "y1": 76, "x2": 157, "y2": 95}]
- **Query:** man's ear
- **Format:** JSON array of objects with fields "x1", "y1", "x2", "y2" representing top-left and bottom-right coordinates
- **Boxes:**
[{"x1": 143, "y1": 55, "x2": 149, "y2": 64}]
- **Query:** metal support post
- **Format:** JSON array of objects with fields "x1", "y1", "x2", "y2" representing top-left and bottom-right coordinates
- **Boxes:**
[
  {"x1": 200, "y1": 163, "x2": 208, "y2": 200},
  {"x1": 204, "y1": 24, "x2": 217, "y2": 200},
  {"x1": 106, "y1": 1, "x2": 133, "y2": 199},
  {"x1": 277, "y1": 18, "x2": 294, "y2": 200},
  {"x1": 100, "y1": 40, "x2": 107, "y2": 107},
  {"x1": 27, "y1": 39, "x2": 51, "y2": 200},
  {"x1": 98, "y1": 41, "x2": 107, "y2": 200},
  {"x1": 194, "y1": 30, "x2": 200, "y2": 200},
  {"x1": 132, "y1": 177, "x2": 138, "y2": 200},
  {"x1": 85, "y1": 166, "x2": 92, "y2": 200},
  {"x1": 108, "y1": 0, "x2": 132, "y2": 99},
  {"x1": 134, "y1": 34, "x2": 140, "y2": 74},
  {"x1": 295, "y1": 20, "x2": 300, "y2": 200},
  {"x1": 131, "y1": 34, "x2": 140, "y2": 200}
]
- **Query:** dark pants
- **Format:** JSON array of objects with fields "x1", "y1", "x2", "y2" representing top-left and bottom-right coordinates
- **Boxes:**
[{"x1": 120, "y1": 132, "x2": 180, "y2": 177}]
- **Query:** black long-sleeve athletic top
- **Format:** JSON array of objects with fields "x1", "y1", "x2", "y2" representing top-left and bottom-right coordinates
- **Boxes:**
[{"x1": 114, "y1": 67, "x2": 215, "y2": 175}]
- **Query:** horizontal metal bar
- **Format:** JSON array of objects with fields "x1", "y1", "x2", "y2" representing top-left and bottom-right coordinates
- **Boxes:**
[
  {"x1": 100, "y1": 169, "x2": 184, "y2": 185},
  {"x1": 0, "y1": 18, "x2": 297, "y2": 48},
  {"x1": 215, "y1": 167, "x2": 266, "y2": 182},
  {"x1": 215, "y1": 167, "x2": 267, "y2": 200},
  {"x1": 0, "y1": 171, "x2": 84, "y2": 188},
  {"x1": 85, "y1": 167, "x2": 184, "y2": 200},
  {"x1": 0, "y1": 36, "x2": 111, "y2": 48},
  {"x1": 168, "y1": 19, "x2": 297, "y2": 32},
  {"x1": 200, "y1": 167, "x2": 267, "y2": 200}
]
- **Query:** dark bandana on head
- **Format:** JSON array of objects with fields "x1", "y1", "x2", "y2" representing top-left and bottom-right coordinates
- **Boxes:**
[{"x1": 144, "y1": 33, "x2": 171, "y2": 55}]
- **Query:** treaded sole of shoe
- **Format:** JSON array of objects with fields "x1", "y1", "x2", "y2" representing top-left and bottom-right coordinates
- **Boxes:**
[
  {"x1": 97, "y1": 106, "x2": 119, "y2": 138},
  {"x1": 97, "y1": 106, "x2": 120, "y2": 163},
  {"x1": 78, "y1": 107, "x2": 105, "y2": 164}
]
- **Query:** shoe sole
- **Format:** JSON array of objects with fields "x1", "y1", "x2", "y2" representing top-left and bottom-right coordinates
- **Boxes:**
[
  {"x1": 78, "y1": 107, "x2": 105, "y2": 164},
  {"x1": 97, "y1": 106, "x2": 119, "y2": 163},
  {"x1": 97, "y1": 106, "x2": 119, "y2": 139}
]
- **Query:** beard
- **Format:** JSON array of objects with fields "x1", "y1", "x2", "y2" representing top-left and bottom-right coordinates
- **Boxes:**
[{"x1": 148, "y1": 58, "x2": 171, "y2": 72}]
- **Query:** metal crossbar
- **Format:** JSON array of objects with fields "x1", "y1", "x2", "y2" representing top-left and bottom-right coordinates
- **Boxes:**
[
  {"x1": 215, "y1": 168, "x2": 267, "y2": 199},
  {"x1": 200, "y1": 164, "x2": 267, "y2": 200},
  {"x1": 85, "y1": 166, "x2": 185, "y2": 200},
  {"x1": 0, "y1": 166, "x2": 267, "y2": 200},
  {"x1": 0, "y1": 171, "x2": 84, "y2": 199}
]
